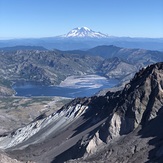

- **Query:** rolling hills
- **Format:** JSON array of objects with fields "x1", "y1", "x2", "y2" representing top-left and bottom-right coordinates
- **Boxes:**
[{"x1": 0, "y1": 45, "x2": 163, "y2": 97}]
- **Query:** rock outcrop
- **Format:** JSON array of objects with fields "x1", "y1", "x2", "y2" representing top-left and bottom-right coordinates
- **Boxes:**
[
  {"x1": 55, "y1": 62, "x2": 163, "y2": 162},
  {"x1": 83, "y1": 62, "x2": 163, "y2": 159}
]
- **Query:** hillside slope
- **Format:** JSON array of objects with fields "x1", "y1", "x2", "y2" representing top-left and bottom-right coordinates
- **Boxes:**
[
  {"x1": 0, "y1": 62, "x2": 163, "y2": 163},
  {"x1": 0, "y1": 47, "x2": 145, "y2": 95}
]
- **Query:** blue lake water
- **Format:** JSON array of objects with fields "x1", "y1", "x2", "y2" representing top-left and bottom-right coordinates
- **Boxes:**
[{"x1": 13, "y1": 78, "x2": 119, "y2": 98}]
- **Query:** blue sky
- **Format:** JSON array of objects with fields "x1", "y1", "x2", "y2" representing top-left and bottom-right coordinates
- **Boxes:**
[{"x1": 0, "y1": 0, "x2": 163, "y2": 39}]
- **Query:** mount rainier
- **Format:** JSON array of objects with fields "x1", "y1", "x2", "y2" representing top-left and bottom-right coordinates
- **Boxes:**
[
  {"x1": 61, "y1": 27, "x2": 109, "y2": 38},
  {"x1": 0, "y1": 27, "x2": 163, "y2": 51}
]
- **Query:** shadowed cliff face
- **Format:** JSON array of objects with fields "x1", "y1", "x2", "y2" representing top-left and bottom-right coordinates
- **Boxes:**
[
  {"x1": 55, "y1": 62, "x2": 163, "y2": 163},
  {"x1": 71, "y1": 62, "x2": 163, "y2": 163},
  {"x1": 1, "y1": 63, "x2": 163, "y2": 163}
]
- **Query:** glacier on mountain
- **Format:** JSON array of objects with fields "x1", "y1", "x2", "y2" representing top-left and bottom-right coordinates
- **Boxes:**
[{"x1": 61, "y1": 27, "x2": 109, "y2": 38}]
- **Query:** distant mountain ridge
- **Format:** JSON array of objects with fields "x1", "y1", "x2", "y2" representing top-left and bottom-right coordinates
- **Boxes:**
[
  {"x1": 63, "y1": 45, "x2": 163, "y2": 63},
  {"x1": 0, "y1": 45, "x2": 47, "y2": 51},
  {"x1": 0, "y1": 27, "x2": 163, "y2": 50}
]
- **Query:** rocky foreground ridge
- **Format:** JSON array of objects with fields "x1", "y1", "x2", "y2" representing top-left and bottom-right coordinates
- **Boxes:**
[{"x1": 0, "y1": 62, "x2": 163, "y2": 163}]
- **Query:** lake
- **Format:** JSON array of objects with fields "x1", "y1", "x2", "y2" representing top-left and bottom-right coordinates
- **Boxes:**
[{"x1": 13, "y1": 75, "x2": 119, "y2": 98}]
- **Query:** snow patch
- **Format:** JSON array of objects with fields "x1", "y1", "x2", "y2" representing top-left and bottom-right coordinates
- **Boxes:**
[{"x1": 62, "y1": 27, "x2": 109, "y2": 38}]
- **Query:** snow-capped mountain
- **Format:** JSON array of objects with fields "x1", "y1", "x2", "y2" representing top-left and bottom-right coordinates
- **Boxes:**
[{"x1": 61, "y1": 27, "x2": 109, "y2": 38}]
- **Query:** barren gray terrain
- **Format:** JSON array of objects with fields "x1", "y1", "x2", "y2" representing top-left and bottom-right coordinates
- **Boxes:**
[
  {"x1": 0, "y1": 62, "x2": 163, "y2": 163},
  {"x1": 0, "y1": 46, "x2": 163, "y2": 162}
]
